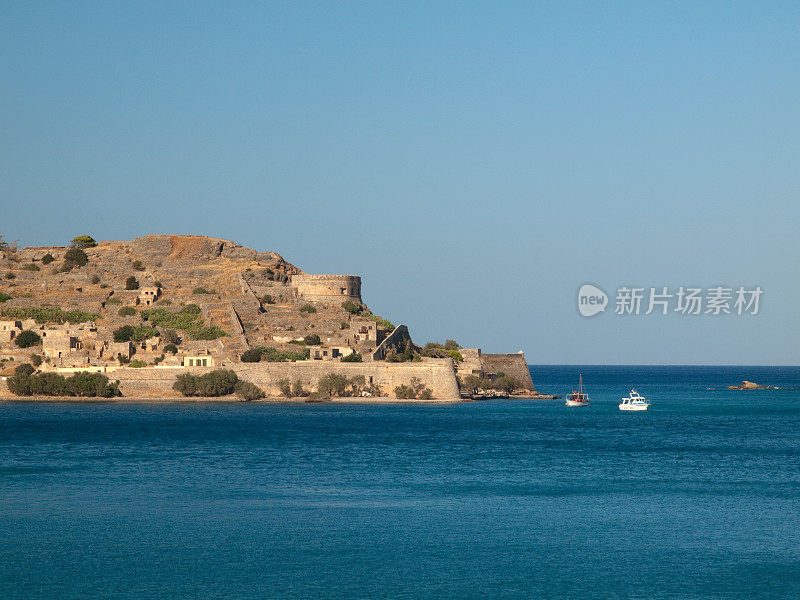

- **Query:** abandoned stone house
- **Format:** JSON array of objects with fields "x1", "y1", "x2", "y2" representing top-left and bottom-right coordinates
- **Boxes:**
[
  {"x1": 137, "y1": 286, "x2": 161, "y2": 306},
  {"x1": 308, "y1": 346, "x2": 354, "y2": 361},
  {"x1": 182, "y1": 349, "x2": 215, "y2": 367},
  {"x1": 0, "y1": 320, "x2": 22, "y2": 344}
]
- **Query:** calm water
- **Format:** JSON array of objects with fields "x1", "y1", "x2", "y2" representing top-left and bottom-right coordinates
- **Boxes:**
[{"x1": 1, "y1": 365, "x2": 799, "y2": 599}]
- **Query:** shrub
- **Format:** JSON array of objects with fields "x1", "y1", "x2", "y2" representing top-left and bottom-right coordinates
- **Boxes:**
[
  {"x1": 5, "y1": 272, "x2": 15, "y2": 280},
  {"x1": 341, "y1": 352, "x2": 362, "y2": 362},
  {"x1": 64, "y1": 247, "x2": 88, "y2": 268},
  {"x1": 125, "y1": 276, "x2": 139, "y2": 290},
  {"x1": 292, "y1": 379, "x2": 308, "y2": 397},
  {"x1": 277, "y1": 378, "x2": 292, "y2": 397},
  {"x1": 446, "y1": 350, "x2": 463, "y2": 362},
  {"x1": 241, "y1": 348, "x2": 262, "y2": 363},
  {"x1": 30, "y1": 354, "x2": 42, "y2": 367},
  {"x1": 164, "y1": 344, "x2": 178, "y2": 354},
  {"x1": 235, "y1": 380, "x2": 265, "y2": 401},
  {"x1": 394, "y1": 384, "x2": 416, "y2": 399},
  {"x1": 129, "y1": 360, "x2": 147, "y2": 368},
  {"x1": 22, "y1": 263, "x2": 40, "y2": 272},
  {"x1": 154, "y1": 281, "x2": 162, "y2": 288},
  {"x1": 192, "y1": 287, "x2": 211, "y2": 295},
  {"x1": 91, "y1": 275, "x2": 100, "y2": 284},
  {"x1": 14, "y1": 330, "x2": 42, "y2": 348},
  {"x1": 261, "y1": 294, "x2": 275, "y2": 305},
  {"x1": 192, "y1": 326, "x2": 226, "y2": 340},
  {"x1": 106, "y1": 297, "x2": 122, "y2": 305},
  {"x1": 118, "y1": 306, "x2": 136, "y2": 317},
  {"x1": 303, "y1": 334, "x2": 321, "y2": 345},
  {"x1": 173, "y1": 370, "x2": 240, "y2": 397},
  {"x1": 0, "y1": 292, "x2": 11, "y2": 303},
  {"x1": 7, "y1": 371, "x2": 119, "y2": 397},
  {"x1": 140, "y1": 305, "x2": 225, "y2": 341},
  {"x1": 176, "y1": 369, "x2": 239, "y2": 397},
  {"x1": 132, "y1": 260, "x2": 145, "y2": 271},
  {"x1": 15, "y1": 363, "x2": 35, "y2": 375},
  {"x1": 299, "y1": 303, "x2": 317, "y2": 314},
  {"x1": 317, "y1": 374, "x2": 350, "y2": 397},
  {"x1": 394, "y1": 377, "x2": 429, "y2": 399},
  {"x1": 342, "y1": 300, "x2": 362, "y2": 315},
  {"x1": 71, "y1": 235, "x2": 97, "y2": 249},
  {"x1": 173, "y1": 373, "x2": 197, "y2": 396},
  {"x1": 113, "y1": 324, "x2": 158, "y2": 343},
  {"x1": 0, "y1": 307, "x2": 99, "y2": 324},
  {"x1": 41, "y1": 253, "x2": 55, "y2": 265},
  {"x1": 444, "y1": 339, "x2": 460, "y2": 351},
  {"x1": 252, "y1": 346, "x2": 309, "y2": 362}
]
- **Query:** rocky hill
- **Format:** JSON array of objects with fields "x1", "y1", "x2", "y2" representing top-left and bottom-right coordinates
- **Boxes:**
[{"x1": 0, "y1": 234, "x2": 395, "y2": 369}]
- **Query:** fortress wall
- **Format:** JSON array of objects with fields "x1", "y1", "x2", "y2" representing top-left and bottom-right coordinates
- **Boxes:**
[
  {"x1": 237, "y1": 359, "x2": 459, "y2": 399},
  {"x1": 292, "y1": 274, "x2": 362, "y2": 303},
  {"x1": 109, "y1": 359, "x2": 460, "y2": 400},
  {"x1": 480, "y1": 352, "x2": 535, "y2": 390}
]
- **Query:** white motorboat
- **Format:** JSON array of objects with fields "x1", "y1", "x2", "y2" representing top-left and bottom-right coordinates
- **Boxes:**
[
  {"x1": 619, "y1": 389, "x2": 650, "y2": 411},
  {"x1": 565, "y1": 374, "x2": 590, "y2": 406}
]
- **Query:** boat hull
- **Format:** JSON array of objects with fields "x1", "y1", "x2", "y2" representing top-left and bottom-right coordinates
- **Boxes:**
[
  {"x1": 565, "y1": 399, "x2": 590, "y2": 406},
  {"x1": 619, "y1": 403, "x2": 649, "y2": 411}
]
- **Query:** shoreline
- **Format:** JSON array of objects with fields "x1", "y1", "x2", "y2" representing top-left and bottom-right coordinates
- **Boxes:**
[{"x1": 0, "y1": 394, "x2": 467, "y2": 404}]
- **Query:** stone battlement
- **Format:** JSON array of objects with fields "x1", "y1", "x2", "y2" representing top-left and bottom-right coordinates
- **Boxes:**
[{"x1": 292, "y1": 274, "x2": 362, "y2": 303}]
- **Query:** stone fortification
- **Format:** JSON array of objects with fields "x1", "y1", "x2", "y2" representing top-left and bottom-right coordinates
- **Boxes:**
[
  {"x1": 291, "y1": 274, "x2": 361, "y2": 303},
  {"x1": 110, "y1": 358, "x2": 460, "y2": 400},
  {"x1": 480, "y1": 352, "x2": 535, "y2": 390}
]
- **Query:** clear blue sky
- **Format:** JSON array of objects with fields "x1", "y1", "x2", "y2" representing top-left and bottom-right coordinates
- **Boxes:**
[{"x1": 2, "y1": 1, "x2": 798, "y2": 364}]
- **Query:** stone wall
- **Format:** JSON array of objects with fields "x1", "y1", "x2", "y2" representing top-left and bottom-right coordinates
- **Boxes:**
[
  {"x1": 292, "y1": 274, "x2": 362, "y2": 303},
  {"x1": 479, "y1": 352, "x2": 535, "y2": 391},
  {"x1": 236, "y1": 359, "x2": 459, "y2": 399},
  {"x1": 372, "y1": 324, "x2": 412, "y2": 360},
  {"x1": 109, "y1": 358, "x2": 461, "y2": 400}
]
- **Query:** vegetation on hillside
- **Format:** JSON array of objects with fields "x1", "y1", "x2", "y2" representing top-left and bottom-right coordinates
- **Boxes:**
[
  {"x1": 240, "y1": 346, "x2": 309, "y2": 363},
  {"x1": 172, "y1": 369, "x2": 264, "y2": 400},
  {"x1": 0, "y1": 306, "x2": 99, "y2": 324},
  {"x1": 14, "y1": 330, "x2": 42, "y2": 348},
  {"x1": 394, "y1": 377, "x2": 433, "y2": 399},
  {"x1": 141, "y1": 304, "x2": 226, "y2": 340},
  {"x1": 71, "y1": 235, "x2": 97, "y2": 249},
  {"x1": 7, "y1": 371, "x2": 120, "y2": 397}
]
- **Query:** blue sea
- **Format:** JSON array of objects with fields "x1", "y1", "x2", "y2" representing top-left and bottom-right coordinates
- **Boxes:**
[{"x1": 1, "y1": 365, "x2": 799, "y2": 599}]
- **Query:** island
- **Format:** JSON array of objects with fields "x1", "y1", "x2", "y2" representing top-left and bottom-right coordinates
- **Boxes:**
[{"x1": 0, "y1": 234, "x2": 545, "y2": 402}]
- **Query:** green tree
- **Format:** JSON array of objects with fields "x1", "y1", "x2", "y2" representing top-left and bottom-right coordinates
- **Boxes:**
[
  {"x1": 15, "y1": 363, "x2": 35, "y2": 376},
  {"x1": 41, "y1": 253, "x2": 55, "y2": 265},
  {"x1": 277, "y1": 378, "x2": 292, "y2": 397},
  {"x1": 341, "y1": 352, "x2": 362, "y2": 362},
  {"x1": 64, "y1": 247, "x2": 88, "y2": 267},
  {"x1": 125, "y1": 276, "x2": 139, "y2": 290},
  {"x1": 71, "y1": 235, "x2": 97, "y2": 249},
  {"x1": 303, "y1": 334, "x2": 321, "y2": 345},
  {"x1": 241, "y1": 348, "x2": 262, "y2": 363},
  {"x1": 292, "y1": 379, "x2": 307, "y2": 397},
  {"x1": 14, "y1": 330, "x2": 42, "y2": 348},
  {"x1": 235, "y1": 380, "x2": 265, "y2": 401},
  {"x1": 341, "y1": 300, "x2": 362, "y2": 315}
]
